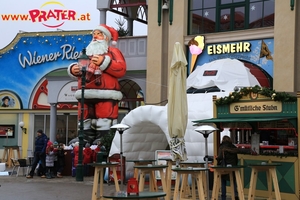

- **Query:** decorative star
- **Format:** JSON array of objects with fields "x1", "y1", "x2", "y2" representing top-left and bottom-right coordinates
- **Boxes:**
[
  {"x1": 251, "y1": 5, "x2": 256, "y2": 11},
  {"x1": 204, "y1": 11, "x2": 209, "y2": 17},
  {"x1": 223, "y1": 15, "x2": 228, "y2": 20}
]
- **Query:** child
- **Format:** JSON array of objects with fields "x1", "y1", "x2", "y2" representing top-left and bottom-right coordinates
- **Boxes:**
[
  {"x1": 83, "y1": 143, "x2": 93, "y2": 176},
  {"x1": 45, "y1": 141, "x2": 56, "y2": 179},
  {"x1": 72, "y1": 142, "x2": 79, "y2": 167},
  {"x1": 56, "y1": 143, "x2": 67, "y2": 178}
]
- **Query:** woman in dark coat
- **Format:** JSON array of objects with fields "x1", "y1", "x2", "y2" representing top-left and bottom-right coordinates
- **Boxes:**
[{"x1": 216, "y1": 135, "x2": 239, "y2": 200}]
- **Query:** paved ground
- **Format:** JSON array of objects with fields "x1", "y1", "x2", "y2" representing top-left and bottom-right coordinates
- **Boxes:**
[
  {"x1": 0, "y1": 175, "x2": 101, "y2": 200},
  {"x1": 0, "y1": 168, "x2": 269, "y2": 200},
  {"x1": 0, "y1": 174, "x2": 270, "y2": 200}
]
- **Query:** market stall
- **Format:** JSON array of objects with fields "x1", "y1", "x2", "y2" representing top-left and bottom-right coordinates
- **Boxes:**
[{"x1": 193, "y1": 86, "x2": 299, "y2": 199}]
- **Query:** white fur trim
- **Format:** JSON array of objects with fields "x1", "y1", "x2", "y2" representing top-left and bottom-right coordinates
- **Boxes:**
[
  {"x1": 97, "y1": 118, "x2": 112, "y2": 130},
  {"x1": 75, "y1": 89, "x2": 123, "y2": 100},
  {"x1": 78, "y1": 119, "x2": 92, "y2": 130},
  {"x1": 91, "y1": 118, "x2": 117, "y2": 131},
  {"x1": 67, "y1": 63, "x2": 78, "y2": 80},
  {"x1": 111, "y1": 41, "x2": 117, "y2": 46},
  {"x1": 99, "y1": 55, "x2": 111, "y2": 71}
]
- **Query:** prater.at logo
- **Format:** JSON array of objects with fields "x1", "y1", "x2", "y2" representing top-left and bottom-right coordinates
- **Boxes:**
[{"x1": 28, "y1": 1, "x2": 89, "y2": 28}]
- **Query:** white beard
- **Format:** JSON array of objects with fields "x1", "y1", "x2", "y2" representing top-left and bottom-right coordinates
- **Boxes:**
[{"x1": 86, "y1": 40, "x2": 109, "y2": 56}]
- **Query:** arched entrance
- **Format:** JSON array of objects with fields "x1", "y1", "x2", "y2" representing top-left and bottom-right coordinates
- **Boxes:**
[{"x1": 119, "y1": 79, "x2": 145, "y2": 112}]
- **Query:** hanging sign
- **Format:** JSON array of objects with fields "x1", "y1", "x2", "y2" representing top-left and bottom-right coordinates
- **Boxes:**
[{"x1": 230, "y1": 101, "x2": 282, "y2": 114}]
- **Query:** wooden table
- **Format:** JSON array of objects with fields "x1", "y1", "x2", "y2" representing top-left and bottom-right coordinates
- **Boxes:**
[
  {"x1": 179, "y1": 161, "x2": 211, "y2": 199},
  {"x1": 248, "y1": 163, "x2": 281, "y2": 200},
  {"x1": 172, "y1": 167, "x2": 207, "y2": 200},
  {"x1": 210, "y1": 165, "x2": 246, "y2": 200},
  {"x1": 133, "y1": 165, "x2": 168, "y2": 194},
  {"x1": 103, "y1": 191, "x2": 166, "y2": 200},
  {"x1": 180, "y1": 161, "x2": 209, "y2": 167},
  {"x1": 2, "y1": 145, "x2": 21, "y2": 167},
  {"x1": 127, "y1": 159, "x2": 156, "y2": 179},
  {"x1": 158, "y1": 158, "x2": 176, "y2": 200},
  {"x1": 90, "y1": 163, "x2": 120, "y2": 200}
]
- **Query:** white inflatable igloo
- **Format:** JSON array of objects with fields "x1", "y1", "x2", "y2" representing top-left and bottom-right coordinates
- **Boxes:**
[{"x1": 109, "y1": 58, "x2": 261, "y2": 177}]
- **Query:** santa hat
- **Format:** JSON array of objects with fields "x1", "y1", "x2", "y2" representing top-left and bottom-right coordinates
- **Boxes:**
[{"x1": 93, "y1": 24, "x2": 118, "y2": 46}]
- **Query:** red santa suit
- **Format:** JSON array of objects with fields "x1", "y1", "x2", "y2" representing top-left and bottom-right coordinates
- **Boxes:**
[
  {"x1": 73, "y1": 144, "x2": 79, "y2": 167},
  {"x1": 83, "y1": 145, "x2": 93, "y2": 164},
  {"x1": 67, "y1": 24, "x2": 126, "y2": 143}
]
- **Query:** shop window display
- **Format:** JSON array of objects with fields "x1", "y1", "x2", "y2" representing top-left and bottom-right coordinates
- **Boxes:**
[{"x1": 232, "y1": 128, "x2": 298, "y2": 156}]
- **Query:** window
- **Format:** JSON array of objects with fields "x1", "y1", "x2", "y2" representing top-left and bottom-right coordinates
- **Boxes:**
[
  {"x1": 119, "y1": 79, "x2": 145, "y2": 111},
  {"x1": 219, "y1": 5, "x2": 246, "y2": 31},
  {"x1": 188, "y1": 0, "x2": 274, "y2": 35},
  {"x1": 34, "y1": 114, "x2": 78, "y2": 144}
]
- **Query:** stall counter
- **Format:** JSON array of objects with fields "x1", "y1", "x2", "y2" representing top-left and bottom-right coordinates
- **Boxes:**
[{"x1": 238, "y1": 154, "x2": 298, "y2": 200}]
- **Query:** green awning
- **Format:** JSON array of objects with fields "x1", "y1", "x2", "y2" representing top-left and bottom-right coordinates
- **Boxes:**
[
  {"x1": 193, "y1": 118, "x2": 242, "y2": 123},
  {"x1": 193, "y1": 117, "x2": 296, "y2": 124}
]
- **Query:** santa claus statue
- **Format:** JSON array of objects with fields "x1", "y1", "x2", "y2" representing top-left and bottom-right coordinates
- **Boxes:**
[{"x1": 68, "y1": 24, "x2": 126, "y2": 144}]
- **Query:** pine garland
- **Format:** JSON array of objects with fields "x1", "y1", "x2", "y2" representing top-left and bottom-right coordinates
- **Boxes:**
[{"x1": 215, "y1": 85, "x2": 297, "y2": 106}]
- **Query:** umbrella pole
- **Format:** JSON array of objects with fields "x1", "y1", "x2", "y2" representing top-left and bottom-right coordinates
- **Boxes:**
[
  {"x1": 111, "y1": 124, "x2": 130, "y2": 196},
  {"x1": 205, "y1": 134, "x2": 210, "y2": 200},
  {"x1": 195, "y1": 126, "x2": 218, "y2": 200}
]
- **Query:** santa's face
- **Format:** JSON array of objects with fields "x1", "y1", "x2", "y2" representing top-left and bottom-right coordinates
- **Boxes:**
[
  {"x1": 93, "y1": 30, "x2": 105, "y2": 41},
  {"x1": 86, "y1": 30, "x2": 109, "y2": 56}
]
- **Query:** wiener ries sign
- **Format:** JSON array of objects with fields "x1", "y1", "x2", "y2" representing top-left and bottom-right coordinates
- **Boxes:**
[{"x1": 18, "y1": 44, "x2": 81, "y2": 68}]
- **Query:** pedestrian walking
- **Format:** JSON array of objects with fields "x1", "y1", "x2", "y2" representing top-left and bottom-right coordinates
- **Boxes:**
[{"x1": 26, "y1": 129, "x2": 48, "y2": 178}]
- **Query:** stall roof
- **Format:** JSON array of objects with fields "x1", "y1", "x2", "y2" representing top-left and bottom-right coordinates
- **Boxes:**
[{"x1": 193, "y1": 117, "x2": 296, "y2": 124}]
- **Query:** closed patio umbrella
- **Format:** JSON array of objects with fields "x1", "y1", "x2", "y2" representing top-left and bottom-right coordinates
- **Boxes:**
[{"x1": 168, "y1": 42, "x2": 188, "y2": 165}]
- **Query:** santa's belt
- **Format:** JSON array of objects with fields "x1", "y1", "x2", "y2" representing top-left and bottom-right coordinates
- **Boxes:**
[{"x1": 75, "y1": 89, "x2": 122, "y2": 100}]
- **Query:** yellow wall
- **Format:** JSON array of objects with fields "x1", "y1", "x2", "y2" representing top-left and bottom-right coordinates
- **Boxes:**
[
  {"x1": 146, "y1": 0, "x2": 188, "y2": 105},
  {"x1": 20, "y1": 114, "x2": 30, "y2": 158},
  {"x1": 273, "y1": 0, "x2": 297, "y2": 92}
]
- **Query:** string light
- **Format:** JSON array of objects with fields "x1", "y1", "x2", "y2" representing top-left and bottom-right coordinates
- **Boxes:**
[{"x1": 0, "y1": 31, "x2": 92, "y2": 59}]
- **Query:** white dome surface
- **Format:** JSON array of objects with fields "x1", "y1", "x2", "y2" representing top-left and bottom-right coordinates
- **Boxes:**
[{"x1": 109, "y1": 58, "x2": 260, "y2": 177}]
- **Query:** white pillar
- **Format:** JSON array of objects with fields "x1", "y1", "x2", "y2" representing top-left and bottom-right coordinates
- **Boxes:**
[
  {"x1": 97, "y1": 0, "x2": 110, "y2": 24},
  {"x1": 50, "y1": 103, "x2": 57, "y2": 142}
]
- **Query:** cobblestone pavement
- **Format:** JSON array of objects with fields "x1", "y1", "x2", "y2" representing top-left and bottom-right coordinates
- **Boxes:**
[
  {"x1": 0, "y1": 173, "x2": 268, "y2": 200},
  {"x1": 0, "y1": 175, "x2": 116, "y2": 200}
]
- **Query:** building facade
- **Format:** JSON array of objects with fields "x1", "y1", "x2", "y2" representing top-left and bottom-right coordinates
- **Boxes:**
[
  {"x1": 146, "y1": 0, "x2": 299, "y2": 105},
  {"x1": 0, "y1": 0, "x2": 300, "y2": 197},
  {"x1": 145, "y1": 1, "x2": 299, "y2": 198}
]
